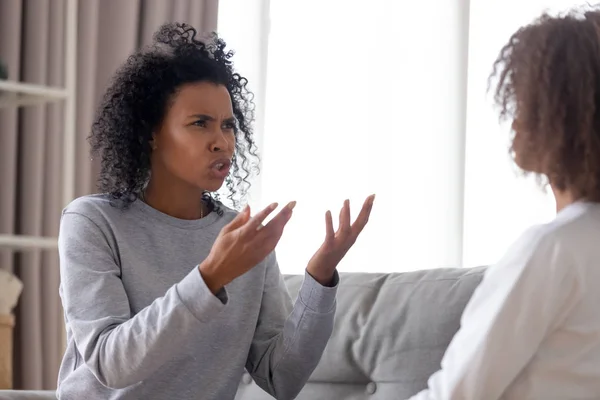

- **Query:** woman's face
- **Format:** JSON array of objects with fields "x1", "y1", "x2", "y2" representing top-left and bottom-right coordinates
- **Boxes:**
[{"x1": 151, "y1": 82, "x2": 236, "y2": 192}]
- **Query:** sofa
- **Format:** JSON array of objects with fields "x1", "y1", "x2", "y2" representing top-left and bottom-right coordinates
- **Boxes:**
[{"x1": 0, "y1": 267, "x2": 485, "y2": 400}]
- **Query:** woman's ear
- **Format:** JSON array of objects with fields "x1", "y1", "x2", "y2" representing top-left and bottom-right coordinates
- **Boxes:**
[{"x1": 150, "y1": 133, "x2": 158, "y2": 150}]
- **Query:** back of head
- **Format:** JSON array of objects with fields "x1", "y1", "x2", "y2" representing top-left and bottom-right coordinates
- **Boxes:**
[{"x1": 491, "y1": 6, "x2": 600, "y2": 201}]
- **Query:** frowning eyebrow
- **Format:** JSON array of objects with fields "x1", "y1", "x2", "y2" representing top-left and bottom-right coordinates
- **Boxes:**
[{"x1": 188, "y1": 114, "x2": 236, "y2": 124}]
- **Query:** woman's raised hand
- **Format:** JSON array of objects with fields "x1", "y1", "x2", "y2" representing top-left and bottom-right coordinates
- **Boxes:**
[
  {"x1": 306, "y1": 195, "x2": 375, "y2": 285},
  {"x1": 200, "y1": 202, "x2": 295, "y2": 293}
]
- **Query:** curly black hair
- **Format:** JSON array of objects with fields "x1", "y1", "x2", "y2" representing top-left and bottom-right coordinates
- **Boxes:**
[
  {"x1": 89, "y1": 23, "x2": 259, "y2": 213},
  {"x1": 490, "y1": 6, "x2": 600, "y2": 201}
]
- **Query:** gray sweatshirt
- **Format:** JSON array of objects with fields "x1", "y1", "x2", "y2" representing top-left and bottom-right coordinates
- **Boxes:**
[{"x1": 57, "y1": 194, "x2": 338, "y2": 400}]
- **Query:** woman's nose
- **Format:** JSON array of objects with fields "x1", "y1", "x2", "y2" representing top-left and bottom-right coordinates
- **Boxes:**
[{"x1": 210, "y1": 131, "x2": 231, "y2": 153}]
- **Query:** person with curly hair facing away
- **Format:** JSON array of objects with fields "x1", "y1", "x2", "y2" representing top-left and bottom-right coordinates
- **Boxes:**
[
  {"x1": 56, "y1": 23, "x2": 375, "y2": 400},
  {"x1": 409, "y1": 7, "x2": 600, "y2": 400}
]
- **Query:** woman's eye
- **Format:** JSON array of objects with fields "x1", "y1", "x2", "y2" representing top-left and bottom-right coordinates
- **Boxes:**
[
  {"x1": 222, "y1": 122, "x2": 236, "y2": 131},
  {"x1": 193, "y1": 120, "x2": 207, "y2": 127}
]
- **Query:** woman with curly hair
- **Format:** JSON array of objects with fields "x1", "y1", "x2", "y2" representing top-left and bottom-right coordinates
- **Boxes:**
[
  {"x1": 410, "y1": 7, "x2": 600, "y2": 400},
  {"x1": 57, "y1": 23, "x2": 375, "y2": 400}
]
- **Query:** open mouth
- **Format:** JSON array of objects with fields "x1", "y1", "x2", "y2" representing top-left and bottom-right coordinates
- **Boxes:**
[
  {"x1": 211, "y1": 159, "x2": 231, "y2": 170},
  {"x1": 213, "y1": 162, "x2": 227, "y2": 171},
  {"x1": 209, "y1": 158, "x2": 232, "y2": 178}
]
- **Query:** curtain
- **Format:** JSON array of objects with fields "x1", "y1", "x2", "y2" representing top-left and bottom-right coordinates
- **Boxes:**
[{"x1": 0, "y1": 0, "x2": 219, "y2": 390}]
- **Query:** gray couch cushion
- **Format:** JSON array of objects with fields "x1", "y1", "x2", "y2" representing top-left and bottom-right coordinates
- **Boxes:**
[
  {"x1": 235, "y1": 267, "x2": 485, "y2": 400},
  {"x1": 0, "y1": 268, "x2": 485, "y2": 400}
]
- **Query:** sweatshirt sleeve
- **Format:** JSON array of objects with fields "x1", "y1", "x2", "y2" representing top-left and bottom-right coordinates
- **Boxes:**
[
  {"x1": 408, "y1": 227, "x2": 583, "y2": 400},
  {"x1": 245, "y1": 252, "x2": 339, "y2": 399},
  {"x1": 58, "y1": 211, "x2": 227, "y2": 389}
]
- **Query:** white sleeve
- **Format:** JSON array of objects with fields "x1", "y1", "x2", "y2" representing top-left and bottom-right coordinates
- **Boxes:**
[{"x1": 408, "y1": 227, "x2": 582, "y2": 400}]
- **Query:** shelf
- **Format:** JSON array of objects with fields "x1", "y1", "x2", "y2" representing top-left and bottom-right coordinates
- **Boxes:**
[
  {"x1": 0, "y1": 79, "x2": 68, "y2": 108},
  {"x1": 0, "y1": 234, "x2": 58, "y2": 250}
]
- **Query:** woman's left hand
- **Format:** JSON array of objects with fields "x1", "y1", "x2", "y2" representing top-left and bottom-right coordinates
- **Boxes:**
[{"x1": 306, "y1": 194, "x2": 376, "y2": 286}]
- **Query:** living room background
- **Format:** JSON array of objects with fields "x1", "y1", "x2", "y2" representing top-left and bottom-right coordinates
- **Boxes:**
[{"x1": 0, "y1": 0, "x2": 584, "y2": 392}]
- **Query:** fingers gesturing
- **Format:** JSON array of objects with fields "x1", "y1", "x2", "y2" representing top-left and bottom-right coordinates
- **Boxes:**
[
  {"x1": 203, "y1": 201, "x2": 296, "y2": 292},
  {"x1": 324, "y1": 194, "x2": 375, "y2": 249}
]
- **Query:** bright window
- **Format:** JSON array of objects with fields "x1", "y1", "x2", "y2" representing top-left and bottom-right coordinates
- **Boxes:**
[
  {"x1": 219, "y1": 0, "x2": 584, "y2": 274},
  {"x1": 258, "y1": 0, "x2": 468, "y2": 273},
  {"x1": 462, "y1": 0, "x2": 582, "y2": 267}
]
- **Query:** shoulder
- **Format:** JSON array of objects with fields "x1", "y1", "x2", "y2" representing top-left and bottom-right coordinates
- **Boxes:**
[
  {"x1": 544, "y1": 201, "x2": 600, "y2": 240},
  {"x1": 60, "y1": 194, "x2": 125, "y2": 243},
  {"x1": 495, "y1": 202, "x2": 600, "y2": 282},
  {"x1": 63, "y1": 194, "x2": 119, "y2": 220},
  {"x1": 524, "y1": 202, "x2": 600, "y2": 258}
]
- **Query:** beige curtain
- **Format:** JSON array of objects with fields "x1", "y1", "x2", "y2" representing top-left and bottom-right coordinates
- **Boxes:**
[{"x1": 0, "y1": 0, "x2": 219, "y2": 390}]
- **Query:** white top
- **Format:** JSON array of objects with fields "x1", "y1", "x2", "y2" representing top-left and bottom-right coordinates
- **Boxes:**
[{"x1": 410, "y1": 201, "x2": 600, "y2": 400}]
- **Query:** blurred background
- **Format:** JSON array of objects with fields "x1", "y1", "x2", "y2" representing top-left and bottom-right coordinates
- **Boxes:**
[{"x1": 0, "y1": 0, "x2": 578, "y2": 391}]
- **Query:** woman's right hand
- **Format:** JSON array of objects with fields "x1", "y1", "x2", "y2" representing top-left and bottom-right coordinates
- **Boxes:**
[{"x1": 199, "y1": 201, "x2": 296, "y2": 293}]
